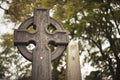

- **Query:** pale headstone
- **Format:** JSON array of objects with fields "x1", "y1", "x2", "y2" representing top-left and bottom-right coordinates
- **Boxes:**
[{"x1": 66, "y1": 40, "x2": 82, "y2": 80}]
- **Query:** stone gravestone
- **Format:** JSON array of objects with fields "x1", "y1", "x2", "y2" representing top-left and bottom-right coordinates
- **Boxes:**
[
  {"x1": 66, "y1": 40, "x2": 82, "y2": 80},
  {"x1": 14, "y1": 8, "x2": 69, "y2": 80}
]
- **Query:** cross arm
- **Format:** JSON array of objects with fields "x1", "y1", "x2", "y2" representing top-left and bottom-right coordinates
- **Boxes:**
[
  {"x1": 14, "y1": 29, "x2": 35, "y2": 45},
  {"x1": 49, "y1": 31, "x2": 69, "y2": 45}
]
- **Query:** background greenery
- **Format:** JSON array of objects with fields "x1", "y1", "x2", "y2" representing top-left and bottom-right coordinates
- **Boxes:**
[{"x1": 0, "y1": 0, "x2": 120, "y2": 80}]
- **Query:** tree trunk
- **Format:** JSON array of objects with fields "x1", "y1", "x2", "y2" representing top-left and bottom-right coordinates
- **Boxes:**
[{"x1": 116, "y1": 60, "x2": 120, "y2": 80}]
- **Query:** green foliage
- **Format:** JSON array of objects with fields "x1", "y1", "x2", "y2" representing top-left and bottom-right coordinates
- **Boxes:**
[
  {"x1": 1, "y1": 0, "x2": 120, "y2": 80},
  {"x1": 0, "y1": 33, "x2": 31, "y2": 79},
  {"x1": 85, "y1": 70, "x2": 102, "y2": 80}
]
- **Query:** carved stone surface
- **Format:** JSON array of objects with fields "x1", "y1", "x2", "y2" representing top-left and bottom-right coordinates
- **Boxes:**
[{"x1": 14, "y1": 9, "x2": 69, "y2": 80}]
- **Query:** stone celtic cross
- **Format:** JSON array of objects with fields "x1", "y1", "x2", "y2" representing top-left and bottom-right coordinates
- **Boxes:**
[{"x1": 14, "y1": 9, "x2": 69, "y2": 80}]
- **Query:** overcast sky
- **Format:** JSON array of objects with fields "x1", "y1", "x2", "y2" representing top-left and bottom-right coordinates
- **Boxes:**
[{"x1": 0, "y1": 9, "x2": 14, "y2": 34}]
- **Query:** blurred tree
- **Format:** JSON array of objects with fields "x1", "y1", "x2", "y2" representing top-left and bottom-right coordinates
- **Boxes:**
[
  {"x1": 0, "y1": 0, "x2": 120, "y2": 80},
  {"x1": 85, "y1": 70, "x2": 102, "y2": 80},
  {"x1": 81, "y1": 0, "x2": 120, "y2": 80},
  {"x1": 0, "y1": 33, "x2": 31, "y2": 79}
]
